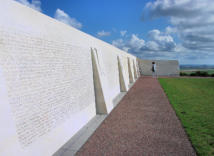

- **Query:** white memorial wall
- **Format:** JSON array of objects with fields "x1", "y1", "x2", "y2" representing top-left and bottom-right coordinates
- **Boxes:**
[
  {"x1": 0, "y1": 0, "x2": 139, "y2": 155},
  {"x1": 137, "y1": 59, "x2": 180, "y2": 76}
]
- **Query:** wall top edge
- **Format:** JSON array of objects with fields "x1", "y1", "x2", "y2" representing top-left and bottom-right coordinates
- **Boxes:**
[
  {"x1": 2, "y1": 0, "x2": 137, "y2": 59},
  {"x1": 138, "y1": 59, "x2": 179, "y2": 62}
]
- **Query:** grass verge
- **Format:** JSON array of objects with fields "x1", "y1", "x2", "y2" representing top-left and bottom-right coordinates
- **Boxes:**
[{"x1": 159, "y1": 78, "x2": 214, "y2": 156}]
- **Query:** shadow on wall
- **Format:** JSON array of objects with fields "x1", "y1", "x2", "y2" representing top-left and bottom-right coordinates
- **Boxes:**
[
  {"x1": 137, "y1": 58, "x2": 180, "y2": 76},
  {"x1": 91, "y1": 47, "x2": 139, "y2": 114}
]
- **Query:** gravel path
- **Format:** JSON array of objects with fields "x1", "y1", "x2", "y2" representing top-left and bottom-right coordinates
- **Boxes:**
[{"x1": 76, "y1": 77, "x2": 196, "y2": 156}]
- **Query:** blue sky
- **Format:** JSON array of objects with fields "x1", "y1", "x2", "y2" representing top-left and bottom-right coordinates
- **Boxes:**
[{"x1": 15, "y1": 0, "x2": 214, "y2": 65}]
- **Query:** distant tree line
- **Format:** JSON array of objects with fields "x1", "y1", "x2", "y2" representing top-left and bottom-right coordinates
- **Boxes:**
[{"x1": 180, "y1": 71, "x2": 214, "y2": 77}]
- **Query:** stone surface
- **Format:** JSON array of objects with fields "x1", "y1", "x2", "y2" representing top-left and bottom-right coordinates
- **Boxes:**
[
  {"x1": 138, "y1": 59, "x2": 180, "y2": 76},
  {"x1": 77, "y1": 77, "x2": 196, "y2": 156},
  {"x1": 53, "y1": 115, "x2": 107, "y2": 156},
  {"x1": 0, "y1": 0, "x2": 139, "y2": 155}
]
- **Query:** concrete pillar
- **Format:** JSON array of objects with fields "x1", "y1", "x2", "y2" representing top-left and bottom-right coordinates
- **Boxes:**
[
  {"x1": 133, "y1": 60, "x2": 137, "y2": 80},
  {"x1": 128, "y1": 58, "x2": 134, "y2": 84},
  {"x1": 91, "y1": 48, "x2": 107, "y2": 114},
  {"x1": 117, "y1": 56, "x2": 127, "y2": 92}
]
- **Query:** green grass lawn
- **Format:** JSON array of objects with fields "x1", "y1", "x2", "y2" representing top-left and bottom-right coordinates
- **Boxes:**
[{"x1": 159, "y1": 78, "x2": 214, "y2": 156}]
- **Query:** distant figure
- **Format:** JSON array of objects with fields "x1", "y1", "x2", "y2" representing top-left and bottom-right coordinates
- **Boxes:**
[{"x1": 152, "y1": 62, "x2": 156, "y2": 78}]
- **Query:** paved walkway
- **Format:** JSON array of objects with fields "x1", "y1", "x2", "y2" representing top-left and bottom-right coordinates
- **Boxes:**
[{"x1": 76, "y1": 77, "x2": 196, "y2": 156}]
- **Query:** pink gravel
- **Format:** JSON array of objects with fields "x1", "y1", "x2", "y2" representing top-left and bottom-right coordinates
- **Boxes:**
[{"x1": 76, "y1": 77, "x2": 196, "y2": 156}]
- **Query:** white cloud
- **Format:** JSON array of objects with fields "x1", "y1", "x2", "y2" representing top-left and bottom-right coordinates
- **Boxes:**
[
  {"x1": 112, "y1": 39, "x2": 130, "y2": 52},
  {"x1": 112, "y1": 39, "x2": 124, "y2": 48},
  {"x1": 120, "y1": 30, "x2": 127, "y2": 36},
  {"x1": 15, "y1": 0, "x2": 41, "y2": 12},
  {"x1": 129, "y1": 34, "x2": 145, "y2": 50},
  {"x1": 165, "y1": 26, "x2": 177, "y2": 34},
  {"x1": 140, "y1": 0, "x2": 214, "y2": 63},
  {"x1": 148, "y1": 29, "x2": 176, "y2": 51},
  {"x1": 54, "y1": 9, "x2": 82, "y2": 29},
  {"x1": 112, "y1": 30, "x2": 214, "y2": 63},
  {"x1": 97, "y1": 30, "x2": 111, "y2": 37},
  {"x1": 112, "y1": 29, "x2": 176, "y2": 59},
  {"x1": 146, "y1": 41, "x2": 159, "y2": 51},
  {"x1": 144, "y1": 0, "x2": 214, "y2": 52}
]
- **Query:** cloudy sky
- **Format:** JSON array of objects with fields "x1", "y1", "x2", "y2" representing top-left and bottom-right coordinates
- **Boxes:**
[{"x1": 15, "y1": 0, "x2": 214, "y2": 65}]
